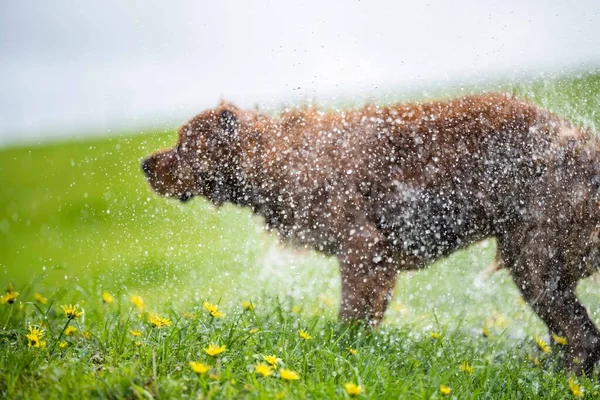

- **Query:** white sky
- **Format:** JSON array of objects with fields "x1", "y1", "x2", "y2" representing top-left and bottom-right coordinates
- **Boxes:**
[{"x1": 1, "y1": 0, "x2": 599, "y2": 145}]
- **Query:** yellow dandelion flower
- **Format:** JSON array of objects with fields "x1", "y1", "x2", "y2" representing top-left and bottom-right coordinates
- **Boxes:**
[
  {"x1": 482, "y1": 327, "x2": 492, "y2": 338},
  {"x1": 255, "y1": 363, "x2": 274, "y2": 377},
  {"x1": 25, "y1": 326, "x2": 45, "y2": 348},
  {"x1": 129, "y1": 329, "x2": 143, "y2": 337},
  {"x1": 298, "y1": 329, "x2": 312, "y2": 340},
  {"x1": 263, "y1": 354, "x2": 281, "y2": 367},
  {"x1": 203, "y1": 301, "x2": 224, "y2": 318},
  {"x1": 440, "y1": 385, "x2": 452, "y2": 395},
  {"x1": 275, "y1": 391, "x2": 287, "y2": 399},
  {"x1": 291, "y1": 305, "x2": 301, "y2": 314},
  {"x1": 130, "y1": 295, "x2": 144, "y2": 311},
  {"x1": 135, "y1": 341, "x2": 142, "y2": 347},
  {"x1": 569, "y1": 379, "x2": 584, "y2": 397},
  {"x1": 82, "y1": 330, "x2": 92, "y2": 340},
  {"x1": 204, "y1": 343, "x2": 226, "y2": 357},
  {"x1": 61, "y1": 304, "x2": 83, "y2": 319},
  {"x1": 58, "y1": 341, "x2": 68, "y2": 349},
  {"x1": 552, "y1": 334, "x2": 568, "y2": 346},
  {"x1": 182, "y1": 311, "x2": 197, "y2": 320},
  {"x1": 536, "y1": 336, "x2": 551, "y2": 353},
  {"x1": 249, "y1": 327, "x2": 259, "y2": 334},
  {"x1": 189, "y1": 361, "x2": 209, "y2": 374},
  {"x1": 348, "y1": 347, "x2": 358, "y2": 355},
  {"x1": 34, "y1": 293, "x2": 47, "y2": 304},
  {"x1": 64, "y1": 326, "x2": 77, "y2": 336},
  {"x1": 344, "y1": 382, "x2": 363, "y2": 397},
  {"x1": 489, "y1": 312, "x2": 509, "y2": 328},
  {"x1": 242, "y1": 301, "x2": 255, "y2": 311},
  {"x1": 459, "y1": 361, "x2": 473, "y2": 374},
  {"x1": 430, "y1": 332, "x2": 441, "y2": 340},
  {"x1": 147, "y1": 314, "x2": 172, "y2": 328},
  {"x1": 279, "y1": 369, "x2": 300, "y2": 381},
  {"x1": 101, "y1": 291, "x2": 114, "y2": 304},
  {"x1": 1, "y1": 291, "x2": 19, "y2": 305},
  {"x1": 318, "y1": 294, "x2": 333, "y2": 306},
  {"x1": 528, "y1": 355, "x2": 541, "y2": 366}
]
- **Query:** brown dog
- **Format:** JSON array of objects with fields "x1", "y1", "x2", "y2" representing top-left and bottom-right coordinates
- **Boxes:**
[{"x1": 143, "y1": 93, "x2": 600, "y2": 374}]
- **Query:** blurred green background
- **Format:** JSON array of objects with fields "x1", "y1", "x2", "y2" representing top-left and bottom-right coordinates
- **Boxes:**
[{"x1": 2, "y1": 72, "x2": 600, "y2": 335}]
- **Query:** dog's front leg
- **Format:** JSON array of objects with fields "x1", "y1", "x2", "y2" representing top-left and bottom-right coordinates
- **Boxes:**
[{"x1": 337, "y1": 224, "x2": 398, "y2": 327}]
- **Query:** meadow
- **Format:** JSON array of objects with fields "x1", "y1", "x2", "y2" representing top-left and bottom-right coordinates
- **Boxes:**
[{"x1": 1, "y1": 72, "x2": 600, "y2": 398}]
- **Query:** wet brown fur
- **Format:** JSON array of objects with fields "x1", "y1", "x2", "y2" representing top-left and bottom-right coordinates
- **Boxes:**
[{"x1": 143, "y1": 93, "x2": 600, "y2": 374}]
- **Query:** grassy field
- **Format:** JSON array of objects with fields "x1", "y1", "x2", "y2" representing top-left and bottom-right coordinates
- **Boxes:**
[{"x1": 1, "y1": 71, "x2": 600, "y2": 398}]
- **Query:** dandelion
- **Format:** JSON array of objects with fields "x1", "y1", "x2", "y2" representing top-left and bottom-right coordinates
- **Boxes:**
[
  {"x1": 569, "y1": 379, "x2": 584, "y2": 397},
  {"x1": 242, "y1": 301, "x2": 255, "y2": 311},
  {"x1": 249, "y1": 327, "x2": 259, "y2": 334},
  {"x1": 489, "y1": 312, "x2": 509, "y2": 328},
  {"x1": 318, "y1": 294, "x2": 333, "y2": 306},
  {"x1": 291, "y1": 305, "x2": 301, "y2": 314},
  {"x1": 279, "y1": 369, "x2": 300, "y2": 381},
  {"x1": 430, "y1": 332, "x2": 441, "y2": 340},
  {"x1": 348, "y1": 347, "x2": 358, "y2": 355},
  {"x1": 189, "y1": 361, "x2": 209, "y2": 375},
  {"x1": 344, "y1": 383, "x2": 363, "y2": 397},
  {"x1": 204, "y1": 343, "x2": 226, "y2": 356},
  {"x1": 101, "y1": 291, "x2": 114, "y2": 304},
  {"x1": 61, "y1": 304, "x2": 83, "y2": 319},
  {"x1": 440, "y1": 385, "x2": 452, "y2": 395},
  {"x1": 482, "y1": 327, "x2": 492, "y2": 338},
  {"x1": 25, "y1": 326, "x2": 45, "y2": 348},
  {"x1": 130, "y1": 295, "x2": 144, "y2": 311},
  {"x1": 528, "y1": 355, "x2": 541, "y2": 366},
  {"x1": 203, "y1": 301, "x2": 224, "y2": 318},
  {"x1": 552, "y1": 334, "x2": 568, "y2": 346},
  {"x1": 147, "y1": 314, "x2": 172, "y2": 328},
  {"x1": 34, "y1": 293, "x2": 47, "y2": 304},
  {"x1": 263, "y1": 354, "x2": 280, "y2": 367},
  {"x1": 255, "y1": 363, "x2": 274, "y2": 377},
  {"x1": 181, "y1": 311, "x2": 197, "y2": 320},
  {"x1": 130, "y1": 329, "x2": 143, "y2": 337},
  {"x1": 58, "y1": 341, "x2": 68, "y2": 350},
  {"x1": 536, "y1": 336, "x2": 552, "y2": 353},
  {"x1": 64, "y1": 326, "x2": 77, "y2": 336},
  {"x1": 298, "y1": 329, "x2": 312, "y2": 340},
  {"x1": 82, "y1": 330, "x2": 92, "y2": 340},
  {"x1": 459, "y1": 361, "x2": 473, "y2": 374},
  {"x1": 135, "y1": 341, "x2": 142, "y2": 347},
  {"x1": 1, "y1": 289, "x2": 19, "y2": 305}
]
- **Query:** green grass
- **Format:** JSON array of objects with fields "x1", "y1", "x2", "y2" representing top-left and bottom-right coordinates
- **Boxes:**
[{"x1": 1, "y1": 71, "x2": 600, "y2": 398}]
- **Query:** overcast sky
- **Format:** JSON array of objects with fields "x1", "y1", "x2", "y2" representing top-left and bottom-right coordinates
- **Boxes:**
[{"x1": 1, "y1": 0, "x2": 599, "y2": 145}]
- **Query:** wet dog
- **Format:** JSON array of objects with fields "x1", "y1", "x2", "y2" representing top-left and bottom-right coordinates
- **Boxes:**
[{"x1": 143, "y1": 94, "x2": 600, "y2": 374}]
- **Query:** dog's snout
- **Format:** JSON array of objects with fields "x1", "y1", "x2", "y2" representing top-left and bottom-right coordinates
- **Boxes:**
[{"x1": 141, "y1": 158, "x2": 152, "y2": 175}]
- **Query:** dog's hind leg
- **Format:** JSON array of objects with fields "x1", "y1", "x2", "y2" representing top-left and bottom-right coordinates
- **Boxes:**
[
  {"x1": 500, "y1": 232, "x2": 600, "y2": 375},
  {"x1": 338, "y1": 223, "x2": 398, "y2": 327}
]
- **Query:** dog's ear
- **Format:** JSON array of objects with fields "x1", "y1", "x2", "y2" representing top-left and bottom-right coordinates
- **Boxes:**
[{"x1": 219, "y1": 109, "x2": 238, "y2": 137}]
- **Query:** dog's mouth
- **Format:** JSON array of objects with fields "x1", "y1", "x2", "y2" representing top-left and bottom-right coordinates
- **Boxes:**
[{"x1": 178, "y1": 192, "x2": 193, "y2": 202}]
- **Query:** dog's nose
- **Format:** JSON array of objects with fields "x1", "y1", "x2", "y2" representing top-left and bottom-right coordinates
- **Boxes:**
[{"x1": 141, "y1": 158, "x2": 152, "y2": 175}]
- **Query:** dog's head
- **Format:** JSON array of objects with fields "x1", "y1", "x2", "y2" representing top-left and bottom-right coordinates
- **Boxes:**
[{"x1": 142, "y1": 102, "x2": 245, "y2": 205}]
